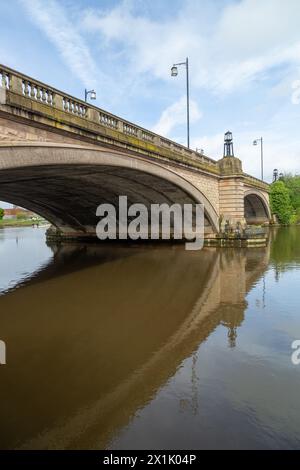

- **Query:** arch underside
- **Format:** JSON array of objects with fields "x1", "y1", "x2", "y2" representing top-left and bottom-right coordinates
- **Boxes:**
[
  {"x1": 0, "y1": 163, "x2": 218, "y2": 235},
  {"x1": 244, "y1": 193, "x2": 270, "y2": 224}
]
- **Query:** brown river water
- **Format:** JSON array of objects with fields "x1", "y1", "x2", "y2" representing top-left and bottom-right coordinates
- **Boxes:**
[{"x1": 0, "y1": 226, "x2": 300, "y2": 449}]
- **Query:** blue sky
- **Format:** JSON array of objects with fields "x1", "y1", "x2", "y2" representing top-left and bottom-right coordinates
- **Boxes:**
[{"x1": 1, "y1": 0, "x2": 300, "y2": 184}]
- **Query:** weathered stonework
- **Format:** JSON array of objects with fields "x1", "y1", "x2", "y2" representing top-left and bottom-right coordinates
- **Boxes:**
[{"x1": 0, "y1": 64, "x2": 271, "y2": 240}]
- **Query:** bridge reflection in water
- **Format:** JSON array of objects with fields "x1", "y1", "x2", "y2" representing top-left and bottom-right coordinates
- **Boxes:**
[{"x1": 0, "y1": 233, "x2": 270, "y2": 449}]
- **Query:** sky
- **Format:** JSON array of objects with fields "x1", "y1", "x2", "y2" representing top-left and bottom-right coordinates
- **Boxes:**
[{"x1": 1, "y1": 0, "x2": 300, "y2": 190}]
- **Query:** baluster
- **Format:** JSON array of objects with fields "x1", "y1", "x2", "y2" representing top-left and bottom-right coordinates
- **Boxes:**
[
  {"x1": 41, "y1": 88, "x2": 47, "y2": 103},
  {"x1": 36, "y1": 86, "x2": 42, "y2": 101},
  {"x1": 23, "y1": 80, "x2": 30, "y2": 96},
  {"x1": 1, "y1": 72, "x2": 7, "y2": 88},
  {"x1": 30, "y1": 83, "x2": 35, "y2": 99}
]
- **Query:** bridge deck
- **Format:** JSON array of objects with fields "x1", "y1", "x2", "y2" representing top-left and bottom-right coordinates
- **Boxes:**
[{"x1": 0, "y1": 64, "x2": 268, "y2": 192}]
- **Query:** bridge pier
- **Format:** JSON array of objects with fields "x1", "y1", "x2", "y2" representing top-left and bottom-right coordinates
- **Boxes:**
[{"x1": 218, "y1": 156, "x2": 246, "y2": 229}]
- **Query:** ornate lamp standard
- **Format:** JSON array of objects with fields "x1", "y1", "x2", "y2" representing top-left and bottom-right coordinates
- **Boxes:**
[
  {"x1": 253, "y1": 137, "x2": 264, "y2": 181},
  {"x1": 171, "y1": 57, "x2": 190, "y2": 148},
  {"x1": 224, "y1": 131, "x2": 234, "y2": 157},
  {"x1": 84, "y1": 89, "x2": 97, "y2": 102}
]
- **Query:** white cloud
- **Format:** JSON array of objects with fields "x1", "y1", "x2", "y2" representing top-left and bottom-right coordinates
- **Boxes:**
[
  {"x1": 192, "y1": 133, "x2": 225, "y2": 161},
  {"x1": 152, "y1": 96, "x2": 202, "y2": 137},
  {"x1": 82, "y1": 0, "x2": 300, "y2": 94},
  {"x1": 15, "y1": 0, "x2": 300, "y2": 179},
  {"x1": 20, "y1": 0, "x2": 97, "y2": 88},
  {"x1": 292, "y1": 79, "x2": 300, "y2": 105}
]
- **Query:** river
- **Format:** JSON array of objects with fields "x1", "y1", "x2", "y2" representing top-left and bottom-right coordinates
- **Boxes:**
[{"x1": 0, "y1": 226, "x2": 300, "y2": 449}]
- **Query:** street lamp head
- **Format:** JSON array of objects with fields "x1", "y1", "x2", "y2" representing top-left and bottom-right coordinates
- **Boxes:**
[
  {"x1": 171, "y1": 65, "x2": 178, "y2": 77},
  {"x1": 224, "y1": 131, "x2": 233, "y2": 143},
  {"x1": 273, "y1": 168, "x2": 278, "y2": 182},
  {"x1": 253, "y1": 140, "x2": 258, "y2": 146},
  {"x1": 85, "y1": 89, "x2": 97, "y2": 102},
  {"x1": 224, "y1": 131, "x2": 234, "y2": 157}
]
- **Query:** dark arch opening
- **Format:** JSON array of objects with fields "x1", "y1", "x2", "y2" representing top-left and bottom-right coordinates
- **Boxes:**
[
  {"x1": 244, "y1": 193, "x2": 270, "y2": 224},
  {"x1": 0, "y1": 164, "x2": 218, "y2": 237}
]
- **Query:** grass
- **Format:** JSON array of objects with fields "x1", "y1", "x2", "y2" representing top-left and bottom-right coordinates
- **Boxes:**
[{"x1": 0, "y1": 218, "x2": 48, "y2": 228}]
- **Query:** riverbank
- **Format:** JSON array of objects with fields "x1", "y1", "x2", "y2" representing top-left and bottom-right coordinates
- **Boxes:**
[{"x1": 0, "y1": 218, "x2": 48, "y2": 228}]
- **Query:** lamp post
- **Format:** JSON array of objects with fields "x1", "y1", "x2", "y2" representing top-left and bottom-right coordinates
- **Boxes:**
[
  {"x1": 253, "y1": 137, "x2": 264, "y2": 181},
  {"x1": 84, "y1": 89, "x2": 97, "y2": 102},
  {"x1": 171, "y1": 57, "x2": 190, "y2": 148},
  {"x1": 224, "y1": 131, "x2": 234, "y2": 157}
]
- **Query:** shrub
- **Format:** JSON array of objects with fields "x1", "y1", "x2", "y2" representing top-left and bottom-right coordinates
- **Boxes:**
[{"x1": 270, "y1": 181, "x2": 293, "y2": 225}]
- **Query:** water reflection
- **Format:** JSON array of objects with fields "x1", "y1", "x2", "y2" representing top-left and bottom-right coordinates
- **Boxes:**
[
  {"x1": 0, "y1": 227, "x2": 300, "y2": 449},
  {"x1": 270, "y1": 226, "x2": 300, "y2": 275},
  {"x1": 0, "y1": 227, "x2": 52, "y2": 294}
]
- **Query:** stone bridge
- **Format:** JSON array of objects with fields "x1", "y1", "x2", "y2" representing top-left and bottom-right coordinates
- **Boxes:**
[{"x1": 0, "y1": 64, "x2": 270, "y2": 240}]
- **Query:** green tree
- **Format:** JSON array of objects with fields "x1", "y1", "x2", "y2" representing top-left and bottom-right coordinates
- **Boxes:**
[
  {"x1": 281, "y1": 174, "x2": 300, "y2": 221},
  {"x1": 270, "y1": 180, "x2": 293, "y2": 225},
  {"x1": 0, "y1": 208, "x2": 4, "y2": 221}
]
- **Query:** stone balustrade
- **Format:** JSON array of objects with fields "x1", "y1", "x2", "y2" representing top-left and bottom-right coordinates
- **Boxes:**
[
  {"x1": 0, "y1": 63, "x2": 218, "y2": 169},
  {"x1": 22, "y1": 78, "x2": 54, "y2": 106},
  {"x1": 63, "y1": 97, "x2": 87, "y2": 117},
  {"x1": 244, "y1": 173, "x2": 269, "y2": 191},
  {"x1": 99, "y1": 112, "x2": 118, "y2": 129},
  {"x1": 0, "y1": 68, "x2": 10, "y2": 89}
]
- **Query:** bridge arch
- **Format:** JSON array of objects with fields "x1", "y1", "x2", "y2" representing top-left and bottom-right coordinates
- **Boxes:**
[
  {"x1": 0, "y1": 144, "x2": 219, "y2": 235},
  {"x1": 244, "y1": 189, "x2": 271, "y2": 224}
]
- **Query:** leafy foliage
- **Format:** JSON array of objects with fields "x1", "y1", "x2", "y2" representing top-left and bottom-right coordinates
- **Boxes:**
[
  {"x1": 0, "y1": 208, "x2": 4, "y2": 220},
  {"x1": 281, "y1": 174, "x2": 300, "y2": 223},
  {"x1": 270, "y1": 181, "x2": 293, "y2": 225}
]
